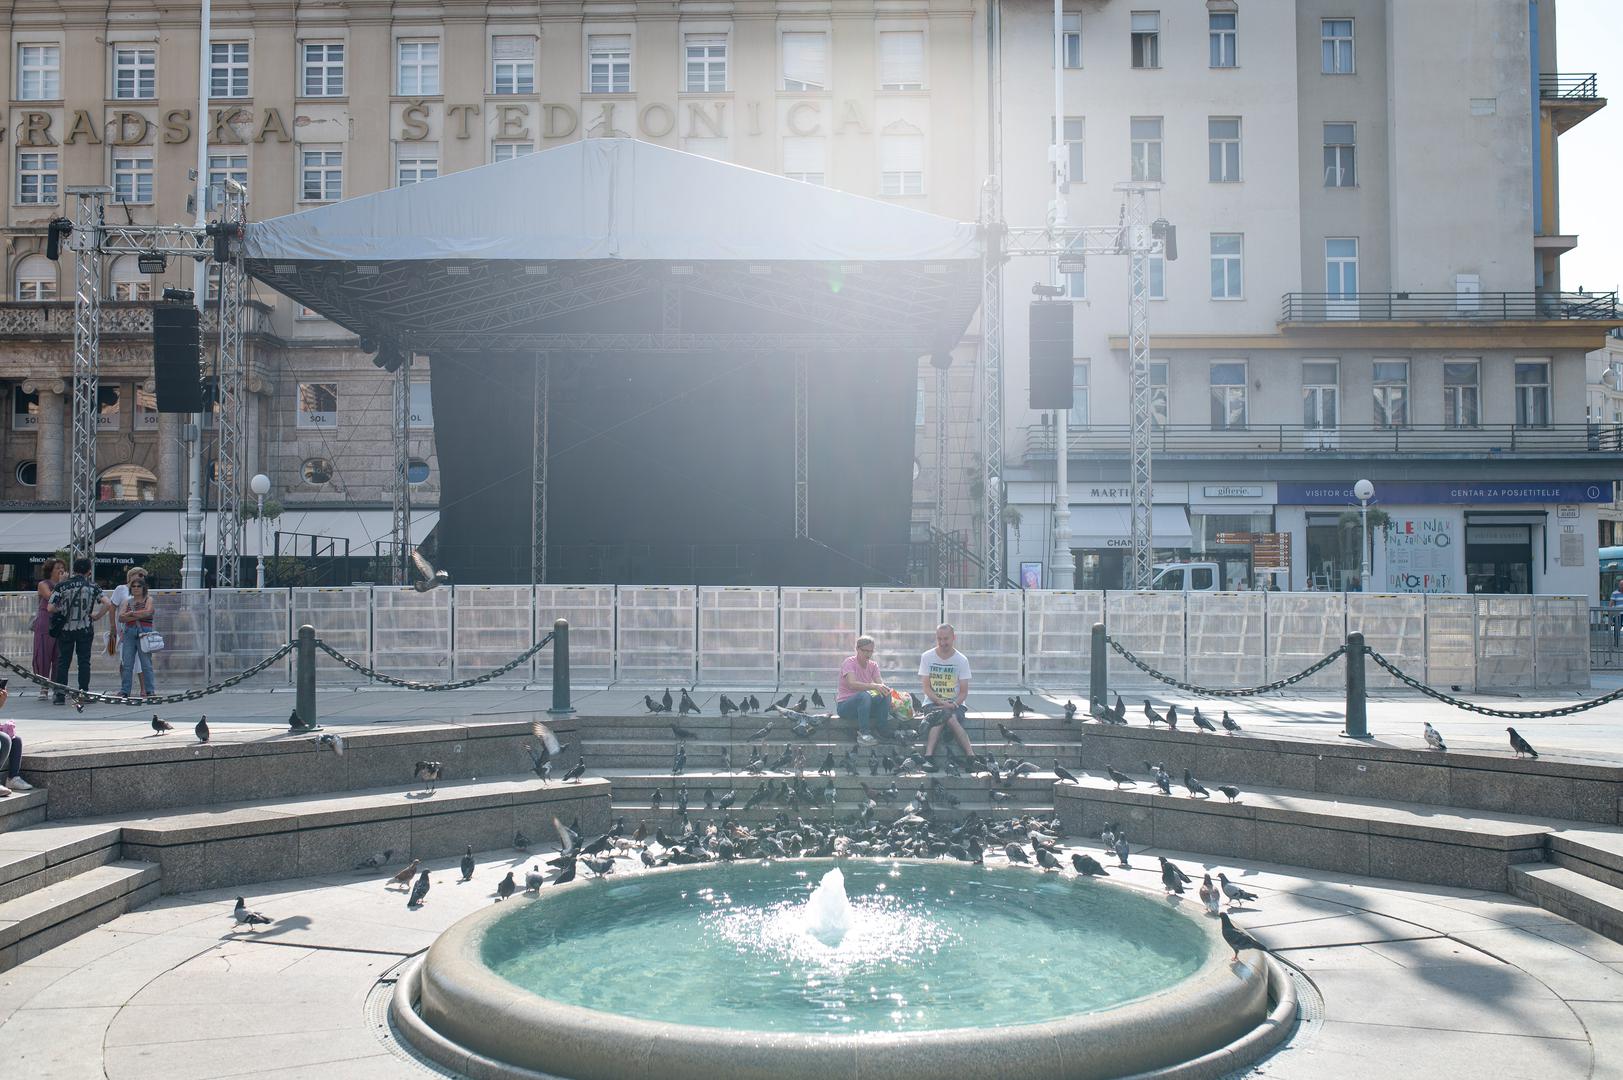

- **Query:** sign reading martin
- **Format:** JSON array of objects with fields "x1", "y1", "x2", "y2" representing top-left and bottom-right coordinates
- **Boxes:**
[{"x1": 1383, "y1": 517, "x2": 1455, "y2": 593}]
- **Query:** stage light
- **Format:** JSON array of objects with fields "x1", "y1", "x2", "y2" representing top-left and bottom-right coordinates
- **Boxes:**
[
  {"x1": 373, "y1": 344, "x2": 404, "y2": 372},
  {"x1": 137, "y1": 253, "x2": 167, "y2": 274},
  {"x1": 45, "y1": 218, "x2": 73, "y2": 261},
  {"x1": 1152, "y1": 219, "x2": 1178, "y2": 261},
  {"x1": 161, "y1": 286, "x2": 195, "y2": 304},
  {"x1": 1032, "y1": 283, "x2": 1066, "y2": 298}
]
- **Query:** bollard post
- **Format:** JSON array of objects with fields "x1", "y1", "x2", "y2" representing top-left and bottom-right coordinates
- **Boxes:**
[
  {"x1": 549, "y1": 618, "x2": 575, "y2": 717},
  {"x1": 1090, "y1": 622, "x2": 1108, "y2": 713},
  {"x1": 294, "y1": 624, "x2": 318, "y2": 730},
  {"x1": 1342, "y1": 630, "x2": 1371, "y2": 739}
]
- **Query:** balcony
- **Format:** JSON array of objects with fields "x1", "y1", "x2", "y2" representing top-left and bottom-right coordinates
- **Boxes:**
[
  {"x1": 1539, "y1": 73, "x2": 1604, "y2": 133},
  {"x1": 1020, "y1": 422, "x2": 1623, "y2": 463},
  {"x1": 0, "y1": 300, "x2": 276, "y2": 339},
  {"x1": 1280, "y1": 291, "x2": 1618, "y2": 323}
]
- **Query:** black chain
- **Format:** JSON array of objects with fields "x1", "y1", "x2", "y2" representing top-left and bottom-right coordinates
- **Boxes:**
[
  {"x1": 1364, "y1": 648, "x2": 1623, "y2": 718},
  {"x1": 1105, "y1": 636, "x2": 1348, "y2": 698},
  {"x1": 0, "y1": 641, "x2": 297, "y2": 707},
  {"x1": 313, "y1": 632, "x2": 554, "y2": 691}
]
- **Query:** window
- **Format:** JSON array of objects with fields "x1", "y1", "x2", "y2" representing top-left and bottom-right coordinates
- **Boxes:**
[
  {"x1": 1063, "y1": 243, "x2": 1085, "y2": 299},
  {"x1": 1149, "y1": 360, "x2": 1168, "y2": 428},
  {"x1": 1325, "y1": 237, "x2": 1358, "y2": 305},
  {"x1": 1209, "y1": 233, "x2": 1243, "y2": 299},
  {"x1": 916, "y1": 386, "x2": 926, "y2": 426},
  {"x1": 396, "y1": 147, "x2": 438, "y2": 186},
  {"x1": 207, "y1": 150, "x2": 248, "y2": 201},
  {"x1": 879, "y1": 31, "x2": 925, "y2": 90},
  {"x1": 13, "y1": 388, "x2": 38, "y2": 431},
  {"x1": 783, "y1": 136, "x2": 826, "y2": 185},
  {"x1": 109, "y1": 256, "x2": 151, "y2": 301},
  {"x1": 15, "y1": 461, "x2": 36, "y2": 486},
  {"x1": 684, "y1": 34, "x2": 727, "y2": 93},
  {"x1": 297, "y1": 383, "x2": 338, "y2": 428},
  {"x1": 1444, "y1": 360, "x2": 1480, "y2": 428},
  {"x1": 1069, "y1": 360, "x2": 1090, "y2": 428},
  {"x1": 1322, "y1": 19, "x2": 1354, "y2": 74},
  {"x1": 112, "y1": 46, "x2": 156, "y2": 99},
  {"x1": 302, "y1": 43, "x2": 345, "y2": 97},
  {"x1": 1208, "y1": 117, "x2": 1241, "y2": 182},
  {"x1": 98, "y1": 464, "x2": 156, "y2": 502},
  {"x1": 1062, "y1": 116, "x2": 1084, "y2": 186},
  {"x1": 492, "y1": 141, "x2": 533, "y2": 162},
  {"x1": 491, "y1": 35, "x2": 535, "y2": 95},
  {"x1": 14, "y1": 255, "x2": 55, "y2": 300},
  {"x1": 112, "y1": 151, "x2": 154, "y2": 204},
  {"x1": 407, "y1": 459, "x2": 432, "y2": 485},
  {"x1": 135, "y1": 386, "x2": 158, "y2": 429},
  {"x1": 1061, "y1": 13, "x2": 1082, "y2": 69},
  {"x1": 1210, "y1": 361, "x2": 1247, "y2": 429},
  {"x1": 880, "y1": 133, "x2": 924, "y2": 196},
  {"x1": 1148, "y1": 254, "x2": 1166, "y2": 300},
  {"x1": 1302, "y1": 360, "x2": 1339, "y2": 432},
  {"x1": 301, "y1": 457, "x2": 334, "y2": 485},
  {"x1": 1515, "y1": 360, "x2": 1551, "y2": 427},
  {"x1": 97, "y1": 385, "x2": 121, "y2": 431},
  {"x1": 1130, "y1": 116, "x2": 1162, "y2": 182},
  {"x1": 588, "y1": 34, "x2": 631, "y2": 93},
  {"x1": 16, "y1": 151, "x2": 58, "y2": 205},
  {"x1": 1209, "y1": 12, "x2": 1236, "y2": 68},
  {"x1": 782, "y1": 31, "x2": 828, "y2": 91},
  {"x1": 300, "y1": 148, "x2": 342, "y2": 201},
  {"x1": 397, "y1": 40, "x2": 440, "y2": 95},
  {"x1": 409, "y1": 382, "x2": 433, "y2": 428},
  {"x1": 1373, "y1": 360, "x2": 1409, "y2": 428},
  {"x1": 210, "y1": 42, "x2": 249, "y2": 98},
  {"x1": 1324, "y1": 123, "x2": 1356, "y2": 187},
  {"x1": 1130, "y1": 11, "x2": 1159, "y2": 69},
  {"x1": 18, "y1": 45, "x2": 60, "y2": 100}
]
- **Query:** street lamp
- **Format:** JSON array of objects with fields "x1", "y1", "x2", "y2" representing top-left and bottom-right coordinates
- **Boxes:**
[
  {"x1": 1353, "y1": 478, "x2": 1374, "y2": 592},
  {"x1": 250, "y1": 473, "x2": 271, "y2": 588}
]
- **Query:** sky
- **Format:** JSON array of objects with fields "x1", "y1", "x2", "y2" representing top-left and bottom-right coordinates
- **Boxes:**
[{"x1": 1556, "y1": 1, "x2": 1622, "y2": 293}]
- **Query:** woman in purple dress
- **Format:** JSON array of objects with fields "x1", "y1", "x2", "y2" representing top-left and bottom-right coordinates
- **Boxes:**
[{"x1": 31, "y1": 558, "x2": 64, "y2": 698}]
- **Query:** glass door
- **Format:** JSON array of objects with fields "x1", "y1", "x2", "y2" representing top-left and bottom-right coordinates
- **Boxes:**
[{"x1": 1302, "y1": 360, "x2": 1339, "y2": 449}]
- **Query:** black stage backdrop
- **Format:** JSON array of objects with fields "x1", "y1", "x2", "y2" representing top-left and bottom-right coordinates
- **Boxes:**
[{"x1": 429, "y1": 351, "x2": 917, "y2": 585}]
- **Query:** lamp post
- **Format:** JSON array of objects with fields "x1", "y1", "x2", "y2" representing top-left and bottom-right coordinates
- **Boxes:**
[
  {"x1": 250, "y1": 473, "x2": 271, "y2": 588},
  {"x1": 1353, "y1": 478, "x2": 1374, "y2": 592}
]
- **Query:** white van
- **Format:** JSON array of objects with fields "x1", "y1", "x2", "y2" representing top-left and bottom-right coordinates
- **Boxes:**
[{"x1": 1150, "y1": 561, "x2": 1226, "y2": 592}]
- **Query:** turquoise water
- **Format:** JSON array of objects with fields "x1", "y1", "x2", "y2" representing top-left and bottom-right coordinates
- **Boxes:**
[{"x1": 480, "y1": 861, "x2": 1209, "y2": 1034}]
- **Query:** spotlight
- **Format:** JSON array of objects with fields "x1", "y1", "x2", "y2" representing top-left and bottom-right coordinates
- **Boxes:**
[
  {"x1": 1152, "y1": 219, "x2": 1178, "y2": 261},
  {"x1": 45, "y1": 218, "x2": 73, "y2": 261},
  {"x1": 358, "y1": 336, "x2": 379, "y2": 355},
  {"x1": 161, "y1": 286, "x2": 195, "y2": 304},
  {"x1": 137, "y1": 253, "x2": 167, "y2": 274},
  {"x1": 205, "y1": 221, "x2": 241, "y2": 263},
  {"x1": 373, "y1": 344, "x2": 404, "y2": 373},
  {"x1": 1032, "y1": 283, "x2": 1066, "y2": 299}
]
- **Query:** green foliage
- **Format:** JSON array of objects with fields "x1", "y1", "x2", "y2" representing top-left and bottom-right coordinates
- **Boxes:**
[
  {"x1": 241, "y1": 498, "x2": 284, "y2": 522},
  {"x1": 144, "y1": 544, "x2": 181, "y2": 588},
  {"x1": 264, "y1": 555, "x2": 311, "y2": 588}
]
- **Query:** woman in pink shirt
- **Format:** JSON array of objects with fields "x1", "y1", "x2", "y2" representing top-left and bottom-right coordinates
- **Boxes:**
[{"x1": 836, "y1": 635, "x2": 892, "y2": 744}]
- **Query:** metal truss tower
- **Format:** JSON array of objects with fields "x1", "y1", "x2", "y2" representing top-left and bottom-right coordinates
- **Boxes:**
[
  {"x1": 66, "y1": 187, "x2": 109, "y2": 566},
  {"x1": 979, "y1": 178, "x2": 1006, "y2": 588},
  {"x1": 793, "y1": 354, "x2": 809, "y2": 539},
  {"x1": 530, "y1": 355, "x2": 549, "y2": 585},
  {"x1": 391, "y1": 356, "x2": 412, "y2": 586},
  {"x1": 934, "y1": 357, "x2": 951, "y2": 587},
  {"x1": 212, "y1": 185, "x2": 249, "y2": 587}
]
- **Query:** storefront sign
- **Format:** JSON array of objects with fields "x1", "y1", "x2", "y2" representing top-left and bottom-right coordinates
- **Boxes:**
[
  {"x1": 1202, "y1": 485, "x2": 1264, "y2": 499},
  {"x1": 1466, "y1": 526, "x2": 1531, "y2": 544},
  {"x1": 1279, "y1": 481, "x2": 1611, "y2": 505},
  {"x1": 1557, "y1": 505, "x2": 1580, "y2": 520},
  {"x1": 1383, "y1": 517, "x2": 1455, "y2": 593}
]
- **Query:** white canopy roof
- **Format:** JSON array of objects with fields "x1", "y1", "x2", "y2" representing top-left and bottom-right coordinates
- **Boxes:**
[{"x1": 97, "y1": 510, "x2": 439, "y2": 558}]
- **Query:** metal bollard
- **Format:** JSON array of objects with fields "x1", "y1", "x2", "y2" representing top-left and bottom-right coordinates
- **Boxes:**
[
  {"x1": 549, "y1": 618, "x2": 575, "y2": 716},
  {"x1": 295, "y1": 624, "x2": 317, "y2": 730},
  {"x1": 1090, "y1": 622, "x2": 1108, "y2": 713},
  {"x1": 1342, "y1": 630, "x2": 1370, "y2": 739}
]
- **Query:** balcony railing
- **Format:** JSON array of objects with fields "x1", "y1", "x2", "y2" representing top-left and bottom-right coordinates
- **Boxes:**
[
  {"x1": 1540, "y1": 73, "x2": 1599, "y2": 99},
  {"x1": 0, "y1": 300, "x2": 276, "y2": 339},
  {"x1": 1280, "y1": 291, "x2": 1619, "y2": 323},
  {"x1": 1022, "y1": 422, "x2": 1623, "y2": 461}
]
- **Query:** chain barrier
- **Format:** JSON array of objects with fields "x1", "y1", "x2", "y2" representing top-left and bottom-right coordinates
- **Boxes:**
[
  {"x1": 312, "y1": 632, "x2": 554, "y2": 691},
  {"x1": 0, "y1": 641, "x2": 297, "y2": 707},
  {"x1": 1105, "y1": 636, "x2": 1348, "y2": 698},
  {"x1": 1364, "y1": 648, "x2": 1623, "y2": 719}
]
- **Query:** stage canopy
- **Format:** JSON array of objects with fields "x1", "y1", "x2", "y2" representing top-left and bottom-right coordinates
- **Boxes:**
[{"x1": 243, "y1": 138, "x2": 982, "y2": 354}]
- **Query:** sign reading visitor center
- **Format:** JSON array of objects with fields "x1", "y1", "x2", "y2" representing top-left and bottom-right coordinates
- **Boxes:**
[{"x1": 1277, "y1": 481, "x2": 1612, "y2": 505}]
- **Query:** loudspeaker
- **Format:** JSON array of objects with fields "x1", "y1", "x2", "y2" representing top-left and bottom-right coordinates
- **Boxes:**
[
  {"x1": 1029, "y1": 301, "x2": 1074, "y2": 410},
  {"x1": 152, "y1": 303, "x2": 205, "y2": 413}
]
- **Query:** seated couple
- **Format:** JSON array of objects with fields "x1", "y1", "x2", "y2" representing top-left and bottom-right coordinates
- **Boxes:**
[{"x1": 834, "y1": 624, "x2": 976, "y2": 759}]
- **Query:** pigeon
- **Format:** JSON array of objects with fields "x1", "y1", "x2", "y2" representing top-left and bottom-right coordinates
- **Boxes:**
[
  {"x1": 1217, "y1": 784, "x2": 1241, "y2": 804},
  {"x1": 718, "y1": 694, "x2": 738, "y2": 716},
  {"x1": 793, "y1": 695, "x2": 809, "y2": 713},
  {"x1": 662, "y1": 689, "x2": 674, "y2": 712},
  {"x1": 1063, "y1": 700, "x2": 1078, "y2": 723},
  {"x1": 1183, "y1": 769, "x2": 1210, "y2": 799},
  {"x1": 748, "y1": 722, "x2": 773, "y2": 742},
  {"x1": 151, "y1": 714, "x2": 172, "y2": 734},
  {"x1": 459, "y1": 845, "x2": 475, "y2": 882},
  {"x1": 671, "y1": 744, "x2": 686, "y2": 776},
  {"x1": 716, "y1": 789, "x2": 737, "y2": 811},
  {"x1": 1004, "y1": 843, "x2": 1031, "y2": 864},
  {"x1": 523, "y1": 720, "x2": 566, "y2": 783},
  {"x1": 1008, "y1": 695, "x2": 1029, "y2": 719},
  {"x1": 232, "y1": 896, "x2": 272, "y2": 930},
  {"x1": 1113, "y1": 836, "x2": 1131, "y2": 869},
  {"x1": 1035, "y1": 846, "x2": 1062, "y2": 871},
  {"x1": 354, "y1": 849, "x2": 394, "y2": 871},
  {"x1": 671, "y1": 723, "x2": 698, "y2": 741},
  {"x1": 514, "y1": 829, "x2": 531, "y2": 852},
  {"x1": 562, "y1": 757, "x2": 587, "y2": 783},
  {"x1": 1105, "y1": 765, "x2": 1135, "y2": 788},
  {"x1": 388, "y1": 858, "x2": 422, "y2": 889},
  {"x1": 1507, "y1": 727, "x2": 1539, "y2": 759},
  {"x1": 1423, "y1": 722, "x2": 1447, "y2": 752},
  {"x1": 1218, "y1": 873, "x2": 1258, "y2": 908},
  {"x1": 775, "y1": 692, "x2": 793, "y2": 709},
  {"x1": 997, "y1": 722, "x2": 1025, "y2": 747},
  {"x1": 316, "y1": 732, "x2": 346, "y2": 755},
  {"x1": 1071, "y1": 852, "x2": 1108, "y2": 876},
  {"x1": 287, "y1": 708, "x2": 313, "y2": 732},
  {"x1": 1219, "y1": 912, "x2": 1263, "y2": 960},
  {"x1": 1144, "y1": 700, "x2": 1167, "y2": 728},
  {"x1": 1146, "y1": 762, "x2": 1172, "y2": 795},
  {"x1": 909, "y1": 692, "x2": 927, "y2": 715},
  {"x1": 748, "y1": 695, "x2": 761, "y2": 713},
  {"x1": 1053, "y1": 760, "x2": 1080, "y2": 785},
  {"x1": 644, "y1": 694, "x2": 666, "y2": 714},
  {"x1": 1164, "y1": 704, "x2": 1180, "y2": 730},
  {"x1": 1199, "y1": 874, "x2": 1221, "y2": 916},
  {"x1": 811, "y1": 689, "x2": 825, "y2": 708},
  {"x1": 194, "y1": 716, "x2": 210, "y2": 743},
  {"x1": 1192, "y1": 708, "x2": 1217, "y2": 733},
  {"x1": 650, "y1": 788, "x2": 663, "y2": 812},
  {"x1": 407, "y1": 869, "x2": 431, "y2": 908},
  {"x1": 1160, "y1": 856, "x2": 1194, "y2": 886},
  {"x1": 818, "y1": 752, "x2": 835, "y2": 776},
  {"x1": 702, "y1": 785, "x2": 715, "y2": 811},
  {"x1": 1160, "y1": 859, "x2": 1186, "y2": 895},
  {"x1": 524, "y1": 865, "x2": 545, "y2": 892},
  {"x1": 1221, "y1": 710, "x2": 1242, "y2": 734},
  {"x1": 495, "y1": 871, "x2": 516, "y2": 902},
  {"x1": 414, "y1": 760, "x2": 443, "y2": 793},
  {"x1": 678, "y1": 690, "x2": 700, "y2": 716}
]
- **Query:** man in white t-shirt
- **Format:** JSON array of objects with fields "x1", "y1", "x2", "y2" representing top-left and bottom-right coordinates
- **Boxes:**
[{"x1": 919, "y1": 623, "x2": 976, "y2": 760}]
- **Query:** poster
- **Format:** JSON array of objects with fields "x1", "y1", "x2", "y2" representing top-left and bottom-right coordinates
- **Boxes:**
[
  {"x1": 1020, "y1": 562, "x2": 1044, "y2": 590},
  {"x1": 1384, "y1": 516, "x2": 1455, "y2": 592}
]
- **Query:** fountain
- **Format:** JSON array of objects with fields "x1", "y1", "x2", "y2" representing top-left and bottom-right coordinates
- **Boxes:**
[{"x1": 801, "y1": 867, "x2": 853, "y2": 945}]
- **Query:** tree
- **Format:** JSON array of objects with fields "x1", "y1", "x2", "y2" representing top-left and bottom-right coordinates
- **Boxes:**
[{"x1": 144, "y1": 544, "x2": 181, "y2": 588}]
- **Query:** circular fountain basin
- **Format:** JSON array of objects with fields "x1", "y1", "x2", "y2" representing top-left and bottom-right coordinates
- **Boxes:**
[{"x1": 409, "y1": 860, "x2": 1273, "y2": 1080}]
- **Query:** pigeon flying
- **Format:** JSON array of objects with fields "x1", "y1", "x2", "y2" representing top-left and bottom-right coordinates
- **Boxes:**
[
  {"x1": 1507, "y1": 727, "x2": 1539, "y2": 759},
  {"x1": 317, "y1": 732, "x2": 346, "y2": 755}
]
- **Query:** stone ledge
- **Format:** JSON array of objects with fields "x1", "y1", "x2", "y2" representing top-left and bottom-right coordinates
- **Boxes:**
[
  {"x1": 0, "y1": 861, "x2": 159, "y2": 956},
  {"x1": 1509, "y1": 864, "x2": 1623, "y2": 945}
]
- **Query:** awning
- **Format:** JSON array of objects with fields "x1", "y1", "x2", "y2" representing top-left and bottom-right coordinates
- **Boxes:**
[
  {"x1": 97, "y1": 510, "x2": 439, "y2": 558},
  {"x1": 0, "y1": 512, "x2": 122, "y2": 553},
  {"x1": 1070, "y1": 506, "x2": 1194, "y2": 550}
]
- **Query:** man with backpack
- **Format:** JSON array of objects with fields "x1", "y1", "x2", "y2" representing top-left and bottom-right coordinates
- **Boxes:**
[{"x1": 48, "y1": 558, "x2": 113, "y2": 705}]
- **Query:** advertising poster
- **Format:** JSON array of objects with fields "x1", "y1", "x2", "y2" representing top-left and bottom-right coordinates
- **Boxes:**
[{"x1": 1384, "y1": 516, "x2": 1455, "y2": 592}]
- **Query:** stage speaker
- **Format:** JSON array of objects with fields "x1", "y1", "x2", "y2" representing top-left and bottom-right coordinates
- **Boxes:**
[
  {"x1": 1029, "y1": 301, "x2": 1074, "y2": 410},
  {"x1": 152, "y1": 303, "x2": 205, "y2": 413}
]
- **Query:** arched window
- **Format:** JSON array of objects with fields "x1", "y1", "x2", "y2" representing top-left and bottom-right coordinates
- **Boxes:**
[
  {"x1": 98, "y1": 463, "x2": 158, "y2": 502},
  {"x1": 301, "y1": 457, "x2": 334, "y2": 485},
  {"x1": 15, "y1": 254, "x2": 55, "y2": 301},
  {"x1": 109, "y1": 255, "x2": 151, "y2": 301}
]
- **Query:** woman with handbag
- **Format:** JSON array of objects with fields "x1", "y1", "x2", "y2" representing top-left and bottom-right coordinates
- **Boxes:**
[
  {"x1": 30, "y1": 559, "x2": 64, "y2": 700},
  {"x1": 117, "y1": 577, "x2": 159, "y2": 699}
]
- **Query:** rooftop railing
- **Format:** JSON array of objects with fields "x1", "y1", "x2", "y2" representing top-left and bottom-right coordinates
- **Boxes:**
[
  {"x1": 1540, "y1": 72, "x2": 1600, "y2": 99},
  {"x1": 1280, "y1": 290, "x2": 1618, "y2": 322},
  {"x1": 1021, "y1": 422, "x2": 1623, "y2": 461}
]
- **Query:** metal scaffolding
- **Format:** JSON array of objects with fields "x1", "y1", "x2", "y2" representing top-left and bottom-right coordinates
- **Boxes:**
[
  {"x1": 934, "y1": 357, "x2": 951, "y2": 586},
  {"x1": 212, "y1": 185, "x2": 248, "y2": 587},
  {"x1": 66, "y1": 187, "x2": 107, "y2": 565},
  {"x1": 390, "y1": 355, "x2": 412, "y2": 586},
  {"x1": 530, "y1": 355, "x2": 549, "y2": 585},
  {"x1": 793, "y1": 353, "x2": 809, "y2": 539},
  {"x1": 979, "y1": 178, "x2": 1005, "y2": 588}
]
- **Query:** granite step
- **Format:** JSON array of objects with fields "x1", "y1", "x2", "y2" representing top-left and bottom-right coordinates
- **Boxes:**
[
  {"x1": 1549, "y1": 830, "x2": 1623, "y2": 891},
  {"x1": 0, "y1": 820, "x2": 122, "y2": 904},
  {"x1": 0, "y1": 860, "x2": 160, "y2": 972},
  {"x1": 0, "y1": 786, "x2": 47, "y2": 835},
  {"x1": 1508, "y1": 864, "x2": 1623, "y2": 945}
]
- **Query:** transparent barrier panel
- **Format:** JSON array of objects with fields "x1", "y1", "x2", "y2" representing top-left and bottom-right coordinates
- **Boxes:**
[
  {"x1": 1265, "y1": 592, "x2": 1344, "y2": 690},
  {"x1": 944, "y1": 589, "x2": 1024, "y2": 687},
  {"x1": 1105, "y1": 592, "x2": 1186, "y2": 685},
  {"x1": 861, "y1": 588, "x2": 942, "y2": 681},
  {"x1": 1185, "y1": 592, "x2": 1266, "y2": 689},
  {"x1": 451, "y1": 585, "x2": 536, "y2": 684},
  {"x1": 1534, "y1": 596, "x2": 1589, "y2": 689},
  {"x1": 372, "y1": 587, "x2": 453, "y2": 683},
  {"x1": 1024, "y1": 591, "x2": 1104, "y2": 689},
  {"x1": 1424, "y1": 595, "x2": 1477, "y2": 692},
  {"x1": 698, "y1": 587, "x2": 778, "y2": 688},
  {"x1": 292, "y1": 587, "x2": 371, "y2": 685},
  {"x1": 536, "y1": 586, "x2": 616, "y2": 687},
  {"x1": 209, "y1": 588, "x2": 291, "y2": 689},
  {"x1": 0, "y1": 592, "x2": 38, "y2": 677},
  {"x1": 150, "y1": 589, "x2": 210, "y2": 691},
  {"x1": 1348, "y1": 594, "x2": 1426, "y2": 690},
  {"x1": 1477, "y1": 595, "x2": 1534, "y2": 689},
  {"x1": 616, "y1": 586, "x2": 696, "y2": 686},
  {"x1": 780, "y1": 587, "x2": 860, "y2": 688}
]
